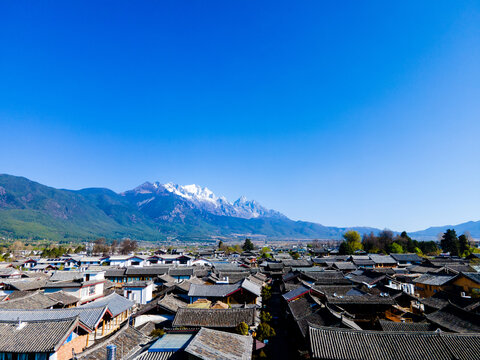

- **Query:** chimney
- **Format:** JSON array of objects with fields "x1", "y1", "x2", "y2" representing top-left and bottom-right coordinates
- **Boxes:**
[{"x1": 106, "y1": 345, "x2": 116, "y2": 360}]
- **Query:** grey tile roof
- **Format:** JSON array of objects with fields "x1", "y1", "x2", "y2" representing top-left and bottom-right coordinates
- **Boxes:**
[
  {"x1": 414, "y1": 274, "x2": 455, "y2": 286},
  {"x1": 1, "y1": 278, "x2": 48, "y2": 291},
  {"x1": 173, "y1": 308, "x2": 256, "y2": 328},
  {"x1": 79, "y1": 293, "x2": 134, "y2": 317},
  {"x1": 50, "y1": 271, "x2": 83, "y2": 282},
  {"x1": 282, "y1": 285, "x2": 310, "y2": 302},
  {"x1": 0, "y1": 317, "x2": 78, "y2": 353},
  {"x1": 157, "y1": 294, "x2": 188, "y2": 313},
  {"x1": 126, "y1": 266, "x2": 170, "y2": 276},
  {"x1": 426, "y1": 303, "x2": 480, "y2": 333},
  {"x1": 46, "y1": 290, "x2": 80, "y2": 306},
  {"x1": 240, "y1": 278, "x2": 261, "y2": 297},
  {"x1": 0, "y1": 291, "x2": 58, "y2": 309},
  {"x1": 390, "y1": 253, "x2": 423, "y2": 263},
  {"x1": 461, "y1": 272, "x2": 480, "y2": 285},
  {"x1": 105, "y1": 268, "x2": 127, "y2": 277},
  {"x1": 368, "y1": 254, "x2": 397, "y2": 264},
  {"x1": 188, "y1": 283, "x2": 241, "y2": 298},
  {"x1": 0, "y1": 306, "x2": 107, "y2": 330},
  {"x1": 308, "y1": 325, "x2": 480, "y2": 360},
  {"x1": 185, "y1": 327, "x2": 252, "y2": 360},
  {"x1": 378, "y1": 320, "x2": 436, "y2": 332},
  {"x1": 135, "y1": 352, "x2": 180, "y2": 360},
  {"x1": 168, "y1": 267, "x2": 194, "y2": 277}
]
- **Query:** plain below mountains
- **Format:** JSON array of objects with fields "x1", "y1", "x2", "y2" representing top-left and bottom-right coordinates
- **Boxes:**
[{"x1": 0, "y1": 174, "x2": 477, "y2": 242}]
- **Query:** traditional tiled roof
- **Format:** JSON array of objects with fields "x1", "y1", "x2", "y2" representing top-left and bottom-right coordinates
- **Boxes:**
[
  {"x1": 46, "y1": 291, "x2": 80, "y2": 306},
  {"x1": 282, "y1": 285, "x2": 310, "y2": 302},
  {"x1": 332, "y1": 262, "x2": 357, "y2": 271},
  {"x1": 79, "y1": 326, "x2": 150, "y2": 360},
  {"x1": 0, "y1": 317, "x2": 79, "y2": 353},
  {"x1": 157, "y1": 294, "x2": 188, "y2": 313},
  {"x1": 188, "y1": 283, "x2": 240, "y2": 298},
  {"x1": 426, "y1": 303, "x2": 480, "y2": 333},
  {"x1": 390, "y1": 253, "x2": 423, "y2": 263},
  {"x1": 185, "y1": 327, "x2": 252, "y2": 360},
  {"x1": 50, "y1": 271, "x2": 83, "y2": 282},
  {"x1": 306, "y1": 270, "x2": 351, "y2": 285},
  {"x1": 414, "y1": 274, "x2": 455, "y2": 286},
  {"x1": 173, "y1": 308, "x2": 256, "y2": 328},
  {"x1": 461, "y1": 272, "x2": 480, "y2": 285},
  {"x1": 240, "y1": 278, "x2": 261, "y2": 297},
  {"x1": 368, "y1": 254, "x2": 397, "y2": 265},
  {"x1": 347, "y1": 269, "x2": 386, "y2": 286},
  {"x1": 0, "y1": 306, "x2": 108, "y2": 330},
  {"x1": 282, "y1": 259, "x2": 313, "y2": 267},
  {"x1": 1, "y1": 278, "x2": 48, "y2": 291},
  {"x1": 308, "y1": 325, "x2": 480, "y2": 360},
  {"x1": 126, "y1": 266, "x2": 170, "y2": 276},
  {"x1": 105, "y1": 268, "x2": 127, "y2": 277},
  {"x1": 378, "y1": 320, "x2": 436, "y2": 332},
  {"x1": 79, "y1": 292, "x2": 134, "y2": 317},
  {"x1": 168, "y1": 267, "x2": 194, "y2": 277},
  {"x1": 0, "y1": 291, "x2": 58, "y2": 309}
]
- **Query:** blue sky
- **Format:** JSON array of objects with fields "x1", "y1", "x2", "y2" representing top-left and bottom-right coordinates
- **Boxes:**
[{"x1": 0, "y1": 1, "x2": 479, "y2": 232}]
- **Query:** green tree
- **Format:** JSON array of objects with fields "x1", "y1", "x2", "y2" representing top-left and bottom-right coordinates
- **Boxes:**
[
  {"x1": 289, "y1": 251, "x2": 300, "y2": 260},
  {"x1": 259, "y1": 311, "x2": 272, "y2": 323},
  {"x1": 261, "y1": 285, "x2": 272, "y2": 303},
  {"x1": 339, "y1": 241, "x2": 354, "y2": 255},
  {"x1": 458, "y1": 234, "x2": 470, "y2": 256},
  {"x1": 242, "y1": 238, "x2": 254, "y2": 251},
  {"x1": 235, "y1": 322, "x2": 249, "y2": 335},
  {"x1": 343, "y1": 230, "x2": 362, "y2": 251},
  {"x1": 218, "y1": 240, "x2": 224, "y2": 249},
  {"x1": 440, "y1": 229, "x2": 460, "y2": 256},
  {"x1": 388, "y1": 242, "x2": 403, "y2": 254},
  {"x1": 255, "y1": 322, "x2": 276, "y2": 342}
]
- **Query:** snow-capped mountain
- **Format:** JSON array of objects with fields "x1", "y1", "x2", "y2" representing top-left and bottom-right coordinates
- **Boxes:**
[{"x1": 160, "y1": 182, "x2": 284, "y2": 219}]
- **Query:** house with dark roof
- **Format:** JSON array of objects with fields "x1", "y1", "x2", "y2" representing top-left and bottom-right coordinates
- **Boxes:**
[
  {"x1": 414, "y1": 273, "x2": 456, "y2": 297},
  {"x1": 173, "y1": 307, "x2": 256, "y2": 330},
  {"x1": 308, "y1": 325, "x2": 480, "y2": 360},
  {"x1": 188, "y1": 279, "x2": 261, "y2": 305},
  {"x1": 390, "y1": 253, "x2": 423, "y2": 266},
  {"x1": 450, "y1": 272, "x2": 480, "y2": 297},
  {"x1": 426, "y1": 303, "x2": 480, "y2": 333},
  {"x1": 0, "y1": 317, "x2": 90, "y2": 360}
]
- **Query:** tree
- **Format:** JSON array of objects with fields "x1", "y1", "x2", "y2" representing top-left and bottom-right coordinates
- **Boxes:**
[
  {"x1": 458, "y1": 234, "x2": 472, "y2": 256},
  {"x1": 218, "y1": 240, "x2": 224, "y2": 249},
  {"x1": 440, "y1": 229, "x2": 459, "y2": 256},
  {"x1": 388, "y1": 242, "x2": 403, "y2": 254},
  {"x1": 261, "y1": 285, "x2": 272, "y2": 303},
  {"x1": 235, "y1": 322, "x2": 249, "y2": 335},
  {"x1": 255, "y1": 322, "x2": 276, "y2": 342},
  {"x1": 93, "y1": 238, "x2": 109, "y2": 255},
  {"x1": 259, "y1": 311, "x2": 272, "y2": 323},
  {"x1": 290, "y1": 251, "x2": 300, "y2": 260},
  {"x1": 260, "y1": 247, "x2": 271, "y2": 259},
  {"x1": 339, "y1": 241, "x2": 354, "y2": 255},
  {"x1": 242, "y1": 238, "x2": 254, "y2": 252},
  {"x1": 119, "y1": 238, "x2": 138, "y2": 254},
  {"x1": 111, "y1": 240, "x2": 118, "y2": 254},
  {"x1": 343, "y1": 230, "x2": 363, "y2": 251}
]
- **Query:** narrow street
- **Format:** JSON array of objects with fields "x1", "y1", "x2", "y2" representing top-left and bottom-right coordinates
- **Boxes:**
[{"x1": 264, "y1": 280, "x2": 300, "y2": 360}]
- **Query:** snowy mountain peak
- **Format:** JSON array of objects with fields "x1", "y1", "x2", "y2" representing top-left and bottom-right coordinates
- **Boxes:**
[{"x1": 154, "y1": 182, "x2": 285, "y2": 219}]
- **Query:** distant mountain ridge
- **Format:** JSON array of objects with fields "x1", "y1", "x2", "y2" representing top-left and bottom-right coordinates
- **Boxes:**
[{"x1": 0, "y1": 174, "x2": 478, "y2": 242}]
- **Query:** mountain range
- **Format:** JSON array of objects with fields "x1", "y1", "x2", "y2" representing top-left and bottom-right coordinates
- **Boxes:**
[{"x1": 0, "y1": 174, "x2": 478, "y2": 242}]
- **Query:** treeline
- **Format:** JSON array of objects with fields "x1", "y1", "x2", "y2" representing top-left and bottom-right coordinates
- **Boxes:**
[
  {"x1": 338, "y1": 230, "x2": 438, "y2": 255},
  {"x1": 339, "y1": 228, "x2": 478, "y2": 257}
]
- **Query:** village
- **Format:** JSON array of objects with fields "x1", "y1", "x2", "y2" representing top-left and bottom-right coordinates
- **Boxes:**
[{"x1": 0, "y1": 233, "x2": 479, "y2": 360}]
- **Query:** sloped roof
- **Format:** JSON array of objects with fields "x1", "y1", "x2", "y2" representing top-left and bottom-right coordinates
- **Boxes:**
[
  {"x1": 50, "y1": 271, "x2": 83, "y2": 282},
  {"x1": 185, "y1": 327, "x2": 252, "y2": 360},
  {"x1": 390, "y1": 253, "x2": 423, "y2": 262},
  {"x1": 0, "y1": 291, "x2": 58, "y2": 309},
  {"x1": 157, "y1": 294, "x2": 188, "y2": 313},
  {"x1": 426, "y1": 303, "x2": 480, "y2": 333},
  {"x1": 0, "y1": 306, "x2": 108, "y2": 330},
  {"x1": 308, "y1": 325, "x2": 480, "y2": 360},
  {"x1": 1, "y1": 278, "x2": 48, "y2": 291},
  {"x1": 282, "y1": 285, "x2": 310, "y2": 302},
  {"x1": 173, "y1": 308, "x2": 256, "y2": 328},
  {"x1": 378, "y1": 320, "x2": 436, "y2": 332},
  {"x1": 414, "y1": 274, "x2": 455, "y2": 286},
  {"x1": 79, "y1": 293, "x2": 134, "y2": 317},
  {"x1": 0, "y1": 317, "x2": 79, "y2": 353},
  {"x1": 188, "y1": 283, "x2": 240, "y2": 298}
]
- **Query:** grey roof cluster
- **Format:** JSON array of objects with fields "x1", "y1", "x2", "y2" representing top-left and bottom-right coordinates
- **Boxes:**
[
  {"x1": 309, "y1": 325, "x2": 480, "y2": 360},
  {"x1": 378, "y1": 320, "x2": 436, "y2": 332},
  {"x1": 173, "y1": 308, "x2": 256, "y2": 328}
]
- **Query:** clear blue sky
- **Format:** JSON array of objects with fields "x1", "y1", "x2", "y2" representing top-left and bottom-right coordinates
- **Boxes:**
[{"x1": 1, "y1": 1, "x2": 479, "y2": 232}]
